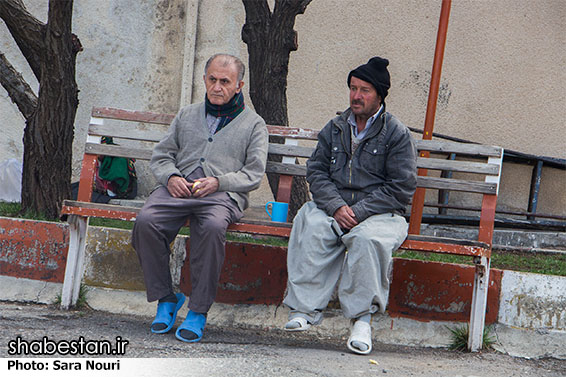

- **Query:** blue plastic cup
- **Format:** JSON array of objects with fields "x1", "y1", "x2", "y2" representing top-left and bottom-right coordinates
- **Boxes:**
[{"x1": 265, "y1": 201, "x2": 289, "y2": 222}]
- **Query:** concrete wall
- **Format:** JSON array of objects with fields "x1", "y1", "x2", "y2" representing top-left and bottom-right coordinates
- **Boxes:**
[
  {"x1": 499, "y1": 270, "x2": 566, "y2": 330},
  {"x1": 1, "y1": 0, "x2": 564, "y2": 214}
]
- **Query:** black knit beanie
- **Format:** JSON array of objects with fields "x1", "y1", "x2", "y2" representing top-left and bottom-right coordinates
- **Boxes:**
[{"x1": 347, "y1": 57, "x2": 391, "y2": 102}]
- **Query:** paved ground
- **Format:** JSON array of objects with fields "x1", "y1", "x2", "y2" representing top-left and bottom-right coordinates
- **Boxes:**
[{"x1": 1, "y1": 301, "x2": 564, "y2": 377}]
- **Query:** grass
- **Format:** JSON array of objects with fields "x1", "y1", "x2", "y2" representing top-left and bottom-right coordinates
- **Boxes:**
[
  {"x1": 89, "y1": 217, "x2": 133, "y2": 230},
  {"x1": 393, "y1": 249, "x2": 566, "y2": 277},
  {"x1": 2, "y1": 201, "x2": 565, "y2": 275},
  {"x1": 446, "y1": 324, "x2": 496, "y2": 351},
  {"x1": 0, "y1": 201, "x2": 52, "y2": 221},
  {"x1": 54, "y1": 283, "x2": 90, "y2": 310}
]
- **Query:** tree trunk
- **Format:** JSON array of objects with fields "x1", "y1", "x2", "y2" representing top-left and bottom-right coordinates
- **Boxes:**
[
  {"x1": 0, "y1": 0, "x2": 81, "y2": 219},
  {"x1": 242, "y1": 0, "x2": 312, "y2": 220}
]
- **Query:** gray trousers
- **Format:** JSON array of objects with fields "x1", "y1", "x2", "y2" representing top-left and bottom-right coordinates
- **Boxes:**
[
  {"x1": 283, "y1": 201, "x2": 408, "y2": 322},
  {"x1": 132, "y1": 173, "x2": 242, "y2": 313}
]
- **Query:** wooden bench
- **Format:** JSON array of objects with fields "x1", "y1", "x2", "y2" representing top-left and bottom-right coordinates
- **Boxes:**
[{"x1": 61, "y1": 106, "x2": 503, "y2": 352}]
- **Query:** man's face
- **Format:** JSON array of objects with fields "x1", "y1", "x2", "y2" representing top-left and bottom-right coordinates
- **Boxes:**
[
  {"x1": 349, "y1": 76, "x2": 381, "y2": 119},
  {"x1": 203, "y1": 58, "x2": 243, "y2": 106}
]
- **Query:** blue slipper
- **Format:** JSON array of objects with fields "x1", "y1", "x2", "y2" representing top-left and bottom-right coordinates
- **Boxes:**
[
  {"x1": 175, "y1": 310, "x2": 206, "y2": 343},
  {"x1": 150, "y1": 293, "x2": 185, "y2": 334}
]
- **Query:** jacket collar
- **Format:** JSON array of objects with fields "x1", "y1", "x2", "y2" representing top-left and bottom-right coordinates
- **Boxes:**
[{"x1": 336, "y1": 107, "x2": 387, "y2": 140}]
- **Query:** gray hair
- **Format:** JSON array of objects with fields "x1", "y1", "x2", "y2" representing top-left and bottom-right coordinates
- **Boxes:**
[{"x1": 204, "y1": 53, "x2": 245, "y2": 82}]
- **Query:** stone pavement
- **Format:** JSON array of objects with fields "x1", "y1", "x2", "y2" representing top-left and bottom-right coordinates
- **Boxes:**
[
  {"x1": 2, "y1": 274, "x2": 566, "y2": 363},
  {"x1": 1, "y1": 301, "x2": 565, "y2": 377}
]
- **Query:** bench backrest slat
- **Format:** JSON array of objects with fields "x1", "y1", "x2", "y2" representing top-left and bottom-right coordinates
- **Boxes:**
[
  {"x1": 92, "y1": 107, "x2": 174, "y2": 125},
  {"x1": 89, "y1": 122, "x2": 167, "y2": 142},
  {"x1": 266, "y1": 161, "x2": 307, "y2": 177},
  {"x1": 417, "y1": 157, "x2": 500, "y2": 175},
  {"x1": 266, "y1": 125, "x2": 319, "y2": 140},
  {"x1": 416, "y1": 139, "x2": 502, "y2": 157},
  {"x1": 268, "y1": 144, "x2": 314, "y2": 159},
  {"x1": 91, "y1": 107, "x2": 321, "y2": 140},
  {"x1": 85, "y1": 143, "x2": 153, "y2": 160},
  {"x1": 417, "y1": 176, "x2": 497, "y2": 194}
]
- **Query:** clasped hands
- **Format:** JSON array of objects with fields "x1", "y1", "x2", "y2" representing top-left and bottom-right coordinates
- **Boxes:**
[
  {"x1": 167, "y1": 175, "x2": 219, "y2": 198},
  {"x1": 333, "y1": 205, "x2": 358, "y2": 230}
]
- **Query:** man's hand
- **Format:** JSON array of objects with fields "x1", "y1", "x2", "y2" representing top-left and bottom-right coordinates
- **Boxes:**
[
  {"x1": 191, "y1": 177, "x2": 219, "y2": 198},
  {"x1": 333, "y1": 205, "x2": 358, "y2": 230},
  {"x1": 167, "y1": 175, "x2": 193, "y2": 198}
]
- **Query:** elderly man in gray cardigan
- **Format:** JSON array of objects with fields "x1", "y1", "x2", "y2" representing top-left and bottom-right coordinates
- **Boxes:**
[{"x1": 132, "y1": 53, "x2": 268, "y2": 343}]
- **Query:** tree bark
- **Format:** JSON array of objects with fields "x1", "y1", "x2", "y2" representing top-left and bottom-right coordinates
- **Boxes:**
[
  {"x1": 1, "y1": 0, "x2": 82, "y2": 219},
  {"x1": 242, "y1": 0, "x2": 312, "y2": 220}
]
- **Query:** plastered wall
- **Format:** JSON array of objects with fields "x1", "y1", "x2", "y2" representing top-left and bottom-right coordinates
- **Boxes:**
[{"x1": 1, "y1": 0, "x2": 564, "y2": 215}]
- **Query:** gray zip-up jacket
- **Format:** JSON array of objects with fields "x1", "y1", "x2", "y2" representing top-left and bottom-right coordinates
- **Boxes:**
[
  {"x1": 150, "y1": 102, "x2": 268, "y2": 211},
  {"x1": 307, "y1": 108, "x2": 417, "y2": 222}
]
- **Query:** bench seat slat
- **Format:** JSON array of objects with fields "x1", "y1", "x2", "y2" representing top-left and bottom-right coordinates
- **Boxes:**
[
  {"x1": 416, "y1": 139, "x2": 502, "y2": 157},
  {"x1": 400, "y1": 236, "x2": 490, "y2": 257},
  {"x1": 406, "y1": 234, "x2": 489, "y2": 248},
  {"x1": 229, "y1": 222, "x2": 291, "y2": 237},
  {"x1": 417, "y1": 176, "x2": 497, "y2": 194},
  {"x1": 63, "y1": 200, "x2": 141, "y2": 214},
  {"x1": 62, "y1": 203, "x2": 138, "y2": 222},
  {"x1": 62, "y1": 200, "x2": 291, "y2": 237},
  {"x1": 417, "y1": 157, "x2": 500, "y2": 175}
]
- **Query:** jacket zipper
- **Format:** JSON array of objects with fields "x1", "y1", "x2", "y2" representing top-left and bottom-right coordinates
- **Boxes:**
[
  {"x1": 338, "y1": 124, "x2": 355, "y2": 202},
  {"x1": 349, "y1": 159, "x2": 354, "y2": 202}
]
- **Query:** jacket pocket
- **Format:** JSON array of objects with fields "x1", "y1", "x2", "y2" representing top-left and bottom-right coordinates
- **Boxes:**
[{"x1": 359, "y1": 142, "x2": 386, "y2": 176}]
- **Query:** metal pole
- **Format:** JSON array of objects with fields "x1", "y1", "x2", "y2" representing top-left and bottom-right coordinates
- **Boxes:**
[
  {"x1": 408, "y1": 0, "x2": 452, "y2": 234},
  {"x1": 423, "y1": 0, "x2": 452, "y2": 141}
]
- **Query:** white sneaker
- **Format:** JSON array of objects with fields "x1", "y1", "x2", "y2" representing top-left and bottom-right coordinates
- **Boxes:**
[
  {"x1": 347, "y1": 319, "x2": 372, "y2": 354},
  {"x1": 284, "y1": 316, "x2": 311, "y2": 331}
]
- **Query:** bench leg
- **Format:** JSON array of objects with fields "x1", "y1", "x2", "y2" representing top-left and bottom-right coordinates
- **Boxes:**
[
  {"x1": 61, "y1": 215, "x2": 89, "y2": 310},
  {"x1": 468, "y1": 256, "x2": 490, "y2": 351}
]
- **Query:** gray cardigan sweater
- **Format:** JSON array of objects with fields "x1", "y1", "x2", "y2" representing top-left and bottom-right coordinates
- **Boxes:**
[{"x1": 150, "y1": 102, "x2": 268, "y2": 211}]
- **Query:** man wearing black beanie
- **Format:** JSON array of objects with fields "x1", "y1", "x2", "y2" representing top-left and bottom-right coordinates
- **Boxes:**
[
  {"x1": 348, "y1": 56, "x2": 391, "y2": 102},
  {"x1": 283, "y1": 57, "x2": 417, "y2": 355}
]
